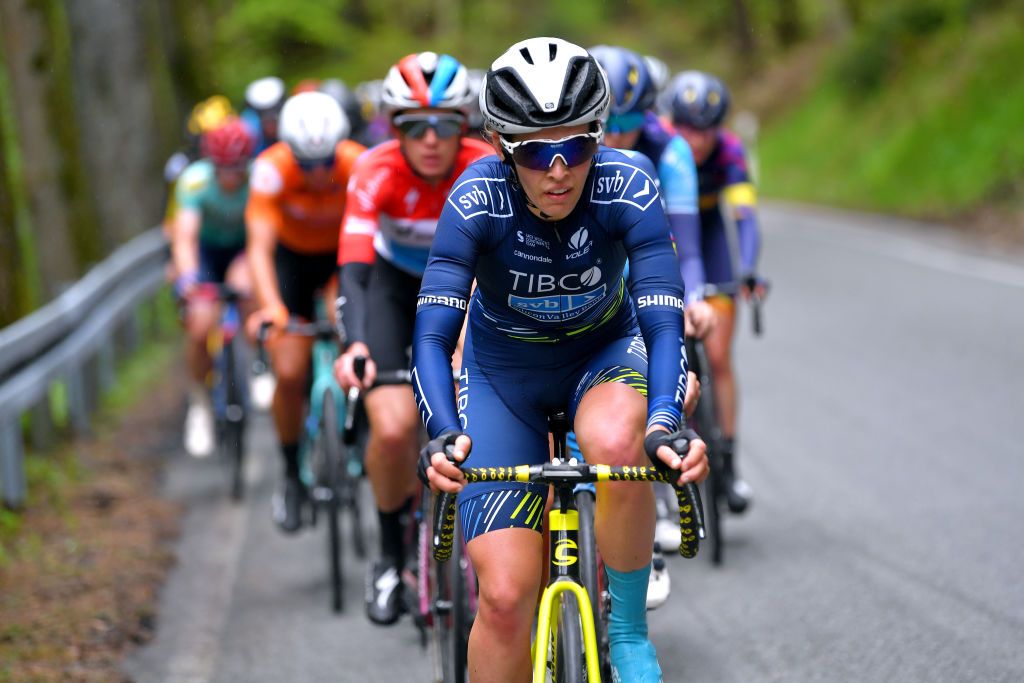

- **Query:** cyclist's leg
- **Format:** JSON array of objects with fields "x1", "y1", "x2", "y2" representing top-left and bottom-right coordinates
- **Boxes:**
[
  {"x1": 465, "y1": 529, "x2": 543, "y2": 683},
  {"x1": 270, "y1": 245, "x2": 335, "y2": 531},
  {"x1": 571, "y1": 336, "x2": 661, "y2": 681},
  {"x1": 183, "y1": 244, "x2": 236, "y2": 457},
  {"x1": 457, "y1": 336, "x2": 550, "y2": 682},
  {"x1": 360, "y1": 259, "x2": 422, "y2": 623},
  {"x1": 702, "y1": 210, "x2": 751, "y2": 512}
]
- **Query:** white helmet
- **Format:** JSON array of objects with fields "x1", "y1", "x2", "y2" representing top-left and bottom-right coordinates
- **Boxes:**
[
  {"x1": 480, "y1": 37, "x2": 610, "y2": 135},
  {"x1": 245, "y1": 76, "x2": 286, "y2": 112},
  {"x1": 278, "y1": 92, "x2": 350, "y2": 161},
  {"x1": 381, "y1": 52, "x2": 475, "y2": 115}
]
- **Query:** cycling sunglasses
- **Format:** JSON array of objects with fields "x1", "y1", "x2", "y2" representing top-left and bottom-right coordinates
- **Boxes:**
[
  {"x1": 499, "y1": 129, "x2": 602, "y2": 171},
  {"x1": 392, "y1": 113, "x2": 465, "y2": 139},
  {"x1": 296, "y1": 155, "x2": 335, "y2": 172},
  {"x1": 605, "y1": 111, "x2": 646, "y2": 134}
]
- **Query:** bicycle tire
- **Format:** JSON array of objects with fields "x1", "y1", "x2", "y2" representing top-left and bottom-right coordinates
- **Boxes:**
[
  {"x1": 707, "y1": 461, "x2": 724, "y2": 566},
  {"x1": 320, "y1": 389, "x2": 344, "y2": 613},
  {"x1": 555, "y1": 593, "x2": 586, "y2": 683},
  {"x1": 439, "y1": 514, "x2": 469, "y2": 683},
  {"x1": 575, "y1": 490, "x2": 611, "y2": 680},
  {"x1": 223, "y1": 335, "x2": 247, "y2": 501}
]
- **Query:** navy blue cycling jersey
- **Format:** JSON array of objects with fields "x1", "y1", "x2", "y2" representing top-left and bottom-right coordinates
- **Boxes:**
[
  {"x1": 633, "y1": 112, "x2": 703, "y2": 303},
  {"x1": 411, "y1": 148, "x2": 688, "y2": 440}
]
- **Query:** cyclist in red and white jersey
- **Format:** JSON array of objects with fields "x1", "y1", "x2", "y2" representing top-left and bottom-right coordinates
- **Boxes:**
[{"x1": 332, "y1": 52, "x2": 493, "y2": 626}]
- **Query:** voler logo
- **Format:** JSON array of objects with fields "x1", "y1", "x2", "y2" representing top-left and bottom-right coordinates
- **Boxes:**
[
  {"x1": 569, "y1": 227, "x2": 588, "y2": 250},
  {"x1": 566, "y1": 226, "x2": 592, "y2": 260},
  {"x1": 579, "y1": 266, "x2": 601, "y2": 287}
]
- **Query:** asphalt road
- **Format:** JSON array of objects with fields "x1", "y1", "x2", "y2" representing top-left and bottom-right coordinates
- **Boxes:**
[{"x1": 123, "y1": 203, "x2": 1024, "y2": 682}]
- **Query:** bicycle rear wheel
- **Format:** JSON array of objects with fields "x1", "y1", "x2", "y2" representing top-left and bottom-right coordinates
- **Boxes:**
[
  {"x1": 320, "y1": 390, "x2": 344, "y2": 612},
  {"x1": 575, "y1": 490, "x2": 611, "y2": 680}
]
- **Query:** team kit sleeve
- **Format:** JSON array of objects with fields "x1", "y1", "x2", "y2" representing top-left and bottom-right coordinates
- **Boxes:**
[
  {"x1": 659, "y1": 137, "x2": 707, "y2": 302},
  {"x1": 410, "y1": 189, "x2": 483, "y2": 439},
  {"x1": 720, "y1": 138, "x2": 761, "y2": 275},
  {"x1": 611, "y1": 165, "x2": 689, "y2": 434},
  {"x1": 245, "y1": 155, "x2": 286, "y2": 232},
  {"x1": 173, "y1": 162, "x2": 210, "y2": 212},
  {"x1": 337, "y1": 159, "x2": 387, "y2": 346}
]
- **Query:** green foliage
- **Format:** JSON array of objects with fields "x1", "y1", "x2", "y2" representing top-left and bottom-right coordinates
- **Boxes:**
[{"x1": 760, "y1": 8, "x2": 1024, "y2": 216}]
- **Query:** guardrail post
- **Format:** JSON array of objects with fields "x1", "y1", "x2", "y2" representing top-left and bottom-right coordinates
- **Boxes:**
[
  {"x1": 119, "y1": 308, "x2": 141, "y2": 356},
  {"x1": 82, "y1": 355, "x2": 100, "y2": 417},
  {"x1": 1, "y1": 419, "x2": 27, "y2": 509},
  {"x1": 66, "y1": 365, "x2": 91, "y2": 436},
  {"x1": 30, "y1": 395, "x2": 55, "y2": 452},
  {"x1": 98, "y1": 335, "x2": 116, "y2": 394}
]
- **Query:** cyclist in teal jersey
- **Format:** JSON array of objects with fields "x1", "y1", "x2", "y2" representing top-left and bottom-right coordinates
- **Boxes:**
[{"x1": 172, "y1": 118, "x2": 255, "y2": 457}]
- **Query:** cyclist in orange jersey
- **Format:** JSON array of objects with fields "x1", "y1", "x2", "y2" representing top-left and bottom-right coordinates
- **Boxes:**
[{"x1": 245, "y1": 91, "x2": 366, "y2": 533}]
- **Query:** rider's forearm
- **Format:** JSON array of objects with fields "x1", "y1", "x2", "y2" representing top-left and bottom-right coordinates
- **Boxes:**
[
  {"x1": 337, "y1": 262, "x2": 372, "y2": 346},
  {"x1": 171, "y1": 210, "x2": 201, "y2": 277},
  {"x1": 411, "y1": 303, "x2": 465, "y2": 439},
  {"x1": 734, "y1": 207, "x2": 761, "y2": 275}
]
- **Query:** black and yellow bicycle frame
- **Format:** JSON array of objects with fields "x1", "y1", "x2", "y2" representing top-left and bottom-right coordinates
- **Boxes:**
[{"x1": 431, "y1": 415, "x2": 705, "y2": 682}]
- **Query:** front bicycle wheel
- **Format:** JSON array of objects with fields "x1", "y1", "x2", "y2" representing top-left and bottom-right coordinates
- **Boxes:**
[
  {"x1": 575, "y1": 490, "x2": 611, "y2": 680},
  {"x1": 554, "y1": 594, "x2": 585, "y2": 683},
  {"x1": 432, "y1": 507, "x2": 470, "y2": 683},
  {"x1": 320, "y1": 390, "x2": 344, "y2": 613}
]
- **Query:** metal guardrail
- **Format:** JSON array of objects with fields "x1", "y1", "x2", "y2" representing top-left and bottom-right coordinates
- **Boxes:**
[{"x1": 0, "y1": 227, "x2": 169, "y2": 508}]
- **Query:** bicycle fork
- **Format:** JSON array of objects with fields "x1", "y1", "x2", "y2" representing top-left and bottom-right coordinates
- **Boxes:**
[{"x1": 533, "y1": 506, "x2": 602, "y2": 682}]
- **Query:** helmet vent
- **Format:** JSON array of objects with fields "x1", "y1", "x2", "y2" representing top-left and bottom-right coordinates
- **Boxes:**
[
  {"x1": 520, "y1": 47, "x2": 534, "y2": 65},
  {"x1": 549, "y1": 43, "x2": 558, "y2": 61}
]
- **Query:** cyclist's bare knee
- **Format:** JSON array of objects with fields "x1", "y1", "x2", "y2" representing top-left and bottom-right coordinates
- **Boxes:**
[{"x1": 469, "y1": 529, "x2": 542, "y2": 637}]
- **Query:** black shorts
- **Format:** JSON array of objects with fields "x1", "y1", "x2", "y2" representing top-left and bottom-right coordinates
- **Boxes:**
[
  {"x1": 198, "y1": 243, "x2": 244, "y2": 283},
  {"x1": 274, "y1": 243, "x2": 337, "y2": 321},
  {"x1": 364, "y1": 258, "x2": 421, "y2": 375}
]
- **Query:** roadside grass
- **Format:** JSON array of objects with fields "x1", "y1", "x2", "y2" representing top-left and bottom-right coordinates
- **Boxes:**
[
  {"x1": 0, "y1": 287, "x2": 182, "y2": 681},
  {"x1": 758, "y1": 11, "x2": 1024, "y2": 221},
  {"x1": 0, "y1": 288, "x2": 178, "y2": 566}
]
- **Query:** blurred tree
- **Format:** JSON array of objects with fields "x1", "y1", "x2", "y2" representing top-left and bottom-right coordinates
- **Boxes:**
[
  {"x1": 731, "y1": 0, "x2": 759, "y2": 68},
  {"x1": 774, "y1": 0, "x2": 806, "y2": 47}
]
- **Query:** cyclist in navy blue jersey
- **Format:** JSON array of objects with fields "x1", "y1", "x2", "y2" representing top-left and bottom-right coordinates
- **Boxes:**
[
  {"x1": 590, "y1": 45, "x2": 714, "y2": 338},
  {"x1": 413, "y1": 38, "x2": 708, "y2": 683}
]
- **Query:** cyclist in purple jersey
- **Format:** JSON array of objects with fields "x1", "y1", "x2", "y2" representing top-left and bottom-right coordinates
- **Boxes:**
[
  {"x1": 413, "y1": 38, "x2": 707, "y2": 682},
  {"x1": 666, "y1": 70, "x2": 765, "y2": 513}
]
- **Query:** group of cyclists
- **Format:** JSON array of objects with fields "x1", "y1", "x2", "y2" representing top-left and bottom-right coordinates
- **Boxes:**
[{"x1": 166, "y1": 36, "x2": 764, "y2": 682}]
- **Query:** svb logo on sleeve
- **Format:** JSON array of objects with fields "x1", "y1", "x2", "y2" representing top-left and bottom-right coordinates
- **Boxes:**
[
  {"x1": 590, "y1": 161, "x2": 659, "y2": 211},
  {"x1": 448, "y1": 177, "x2": 514, "y2": 220}
]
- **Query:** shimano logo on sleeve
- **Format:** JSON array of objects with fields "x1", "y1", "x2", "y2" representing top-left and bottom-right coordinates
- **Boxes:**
[
  {"x1": 417, "y1": 295, "x2": 468, "y2": 310},
  {"x1": 635, "y1": 294, "x2": 684, "y2": 312}
]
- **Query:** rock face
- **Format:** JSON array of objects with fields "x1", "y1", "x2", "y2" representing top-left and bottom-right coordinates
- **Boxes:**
[{"x1": 0, "y1": 0, "x2": 191, "y2": 324}]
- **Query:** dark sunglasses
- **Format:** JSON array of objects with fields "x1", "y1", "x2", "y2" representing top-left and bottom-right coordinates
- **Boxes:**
[
  {"x1": 499, "y1": 130, "x2": 601, "y2": 171},
  {"x1": 605, "y1": 112, "x2": 646, "y2": 134},
  {"x1": 296, "y1": 155, "x2": 335, "y2": 172},
  {"x1": 392, "y1": 113, "x2": 465, "y2": 139}
]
